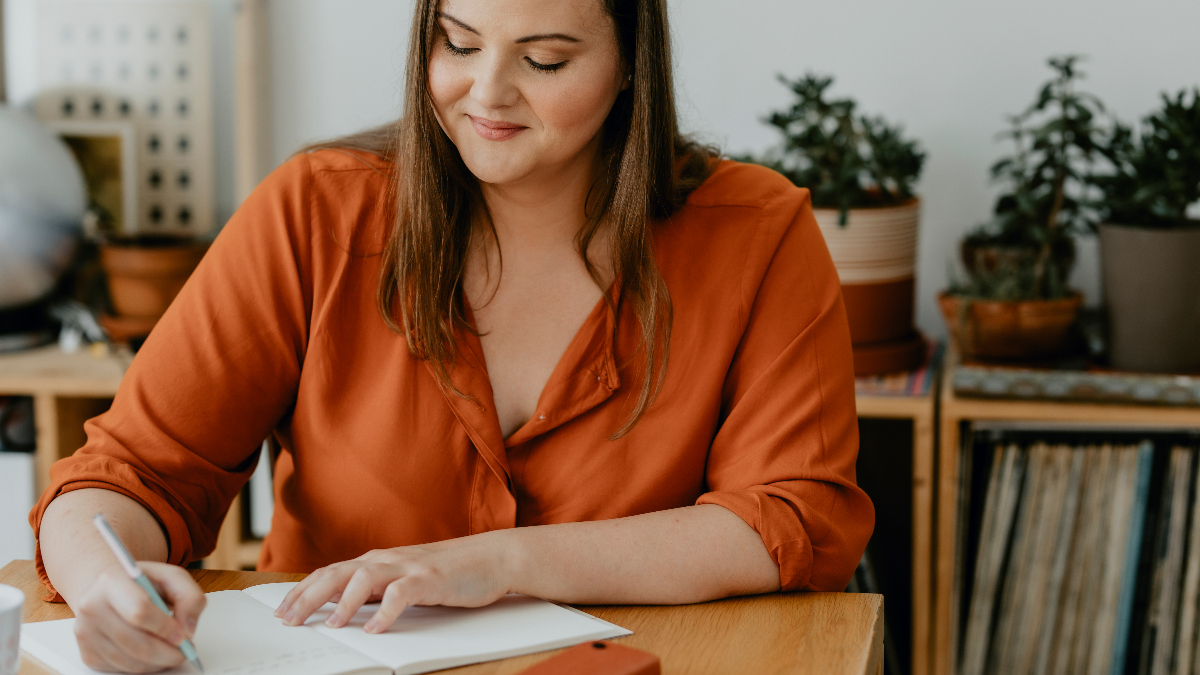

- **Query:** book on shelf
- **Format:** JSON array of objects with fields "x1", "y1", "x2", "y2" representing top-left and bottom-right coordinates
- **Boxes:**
[
  {"x1": 1177, "y1": 449, "x2": 1200, "y2": 674},
  {"x1": 854, "y1": 341, "x2": 942, "y2": 397},
  {"x1": 952, "y1": 361, "x2": 1200, "y2": 407},
  {"x1": 953, "y1": 428, "x2": 1200, "y2": 675},
  {"x1": 1137, "y1": 448, "x2": 1195, "y2": 675}
]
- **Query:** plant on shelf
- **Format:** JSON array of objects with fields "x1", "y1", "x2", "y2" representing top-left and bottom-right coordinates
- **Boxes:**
[
  {"x1": 96, "y1": 236, "x2": 209, "y2": 346},
  {"x1": 80, "y1": 209, "x2": 209, "y2": 345},
  {"x1": 1094, "y1": 89, "x2": 1200, "y2": 227},
  {"x1": 745, "y1": 73, "x2": 925, "y2": 224},
  {"x1": 1092, "y1": 88, "x2": 1200, "y2": 372},
  {"x1": 43, "y1": 128, "x2": 212, "y2": 345},
  {"x1": 741, "y1": 73, "x2": 928, "y2": 376},
  {"x1": 942, "y1": 55, "x2": 1112, "y2": 360}
]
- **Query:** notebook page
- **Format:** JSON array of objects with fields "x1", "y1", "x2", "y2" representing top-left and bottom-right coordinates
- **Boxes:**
[
  {"x1": 243, "y1": 583, "x2": 630, "y2": 675},
  {"x1": 21, "y1": 590, "x2": 389, "y2": 675}
]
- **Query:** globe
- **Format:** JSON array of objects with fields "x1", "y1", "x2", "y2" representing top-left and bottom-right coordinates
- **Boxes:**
[{"x1": 0, "y1": 105, "x2": 87, "y2": 311}]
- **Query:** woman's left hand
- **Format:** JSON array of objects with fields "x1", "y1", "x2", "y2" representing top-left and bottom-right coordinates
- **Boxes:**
[{"x1": 273, "y1": 534, "x2": 513, "y2": 633}]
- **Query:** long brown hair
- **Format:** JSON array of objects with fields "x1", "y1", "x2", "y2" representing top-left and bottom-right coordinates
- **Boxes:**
[{"x1": 310, "y1": 0, "x2": 714, "y2": 436}]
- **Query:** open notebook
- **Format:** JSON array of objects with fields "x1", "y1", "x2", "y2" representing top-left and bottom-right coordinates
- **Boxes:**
[{"x1": 21, "y1": 582, "x2": 630, "y2": 675}]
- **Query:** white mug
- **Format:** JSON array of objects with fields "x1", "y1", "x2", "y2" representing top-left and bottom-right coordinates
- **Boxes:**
[{"x1": 0, "y1": 584, "x2": 23, "y2": 675}]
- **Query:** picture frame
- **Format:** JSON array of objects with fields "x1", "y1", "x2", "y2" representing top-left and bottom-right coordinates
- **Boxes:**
[{"x1": 45, "y1": 119, "x2": 138, "y2": 239}]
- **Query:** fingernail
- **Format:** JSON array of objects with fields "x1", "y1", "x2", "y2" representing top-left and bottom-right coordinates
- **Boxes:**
[
  {"x1": 364, "y1": 620, "x2": 378, "y2": 633},
  {"x1": 325, "y1": 615, "x2": 339, "y2": 628},
  {"x1": 185, "y1": 617, "x2": 198, "y2": 636},
  {"x1": 168, "y1": 629, "x2": 184, "y2": 645},
  {"x1": 283, "y1": 610, "x2": 296, "y2": 625}
]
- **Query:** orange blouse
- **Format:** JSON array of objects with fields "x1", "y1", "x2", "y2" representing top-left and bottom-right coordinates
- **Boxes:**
[{"x1": 31, "y1": 150, "x2": 873, "y2": 598}]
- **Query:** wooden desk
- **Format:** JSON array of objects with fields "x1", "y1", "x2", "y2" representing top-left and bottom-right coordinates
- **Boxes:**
[{"x1": 2, "y1": 560, "x2": 884, "y2": 675}]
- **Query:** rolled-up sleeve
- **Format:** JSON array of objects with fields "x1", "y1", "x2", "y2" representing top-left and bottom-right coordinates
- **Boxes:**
[
  {"x1": 29, "y1": 154, "x2": 315, "y2": 597},
  {"x1": 696, "y1": 188, "x2": 873, "y2": 592}
]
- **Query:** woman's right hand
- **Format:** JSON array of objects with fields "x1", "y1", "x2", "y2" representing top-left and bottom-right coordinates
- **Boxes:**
[{"x1": 71, "y1": 561, "x2": 206, "y2": 673}]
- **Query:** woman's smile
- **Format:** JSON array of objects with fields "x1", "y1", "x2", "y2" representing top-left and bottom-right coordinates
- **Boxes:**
[{"x1": 468, "y1": 115, "x2": 529, "y2": 141}]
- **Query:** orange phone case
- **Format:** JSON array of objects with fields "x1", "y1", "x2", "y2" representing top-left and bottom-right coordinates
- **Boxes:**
[{"x1": 517, "y1": 641, "x2": 661, "y2": 675}]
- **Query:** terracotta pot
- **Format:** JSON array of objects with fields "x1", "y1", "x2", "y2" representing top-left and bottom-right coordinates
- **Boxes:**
[
  {"x1": 100, "y1": 242, "x2": 209, "y2": 318},
  {"x1": 814, "y1": 199, "x2": 920, "y2": 340},
  {"x1": 1100, "y1": 222, "x2": 1200, "y2": 373},
  {"x1": 938, "y1": 291, "x2": 1083, "y2": 360},
  {"x1": 814, "y1": 199, "x2": 923, "y2": 374}
]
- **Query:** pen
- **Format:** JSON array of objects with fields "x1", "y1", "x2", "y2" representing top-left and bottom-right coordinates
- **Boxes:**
[{"x1": 92, "y1": 513, "x2": 205, "y2": 673}]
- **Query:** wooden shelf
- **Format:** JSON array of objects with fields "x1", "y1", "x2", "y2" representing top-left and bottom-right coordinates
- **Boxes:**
[
  {"x1": 1, "y1": 345, "x2": 128, "y2": 496},
  {"x1": 0, "y1": 344, "x2": 243, "y2": 569},
  {"x1": 933, "y1": 352, "x2": 1200, "y2": 675},
  {"x1": 856, "y1": 384, "x2": 939, "y2": 675},
  {"x1": 0, "y1": 344, "x2": 129, "y2": 397},
  {"x1": 208, "y1": 493, "x2": 263, "y2": 570}
]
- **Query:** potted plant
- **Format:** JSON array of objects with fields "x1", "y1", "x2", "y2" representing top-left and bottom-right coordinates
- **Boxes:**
[
  {"x1": 742, "y1": 74, "x2": 927, "y2": 375},
  {"x1": 83, "y1": 206, "x2": 207, "y2": 344},
  {"x1": 43, "y1": 121, "x2": 211, "y2": 344},
  {"x1": 1092, "y1": 88, "x2": 1200, "y2": 372},
  {"x1": 97, "y1": 236, "x2": 208, "y2": 342},
  {"x1": 941, "y1": 56, "x2": 1109, "y2": 360}
]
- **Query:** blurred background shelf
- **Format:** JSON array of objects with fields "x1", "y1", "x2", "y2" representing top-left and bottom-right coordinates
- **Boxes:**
[
  {"x1": 0, "y1": 343, "x2": 260, "y2": 570},
  {"x1": 0, "y1": 345, "x2": 127, "y2": 497},
  {"x1": 856, "y1": 343, "x2": 941, "y2": 675}
]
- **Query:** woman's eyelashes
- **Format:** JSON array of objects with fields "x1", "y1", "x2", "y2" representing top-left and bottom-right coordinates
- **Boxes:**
[
  {"x1": 442, "y1": 38, "x2": 477, "y2": 57},
  {"x1": 525, "y1": 56, "x2": 567, "y2": 73},
  {"x1": 441, "y1": 38, "x2": 568, "y2": 74}
]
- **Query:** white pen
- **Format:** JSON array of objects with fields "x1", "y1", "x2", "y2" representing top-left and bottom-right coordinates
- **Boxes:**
[{"x1": 93, "y1": 513, "x2": 205, "y2": 672}]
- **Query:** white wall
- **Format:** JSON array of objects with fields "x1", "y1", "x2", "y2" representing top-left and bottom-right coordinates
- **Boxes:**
[
  {"x1": 266, "y1": 0, "x2": 408, "y2": 166},
  {"x1": 7, "y1": 0, "x2": 1200, "y2": 336}
]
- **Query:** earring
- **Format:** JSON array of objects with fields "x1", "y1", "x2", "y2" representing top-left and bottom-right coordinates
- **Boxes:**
[{"x1": 627, "y1": 74, "x2": 633, "y2": 82}]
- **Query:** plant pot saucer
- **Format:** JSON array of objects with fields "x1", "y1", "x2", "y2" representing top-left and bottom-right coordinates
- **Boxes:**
[
  {"x1": 852, "y1": 331, "x2": 926, "y2": 377},
  {"x1": 98, "y1": 313, "x2": 158, "y2": 344}
]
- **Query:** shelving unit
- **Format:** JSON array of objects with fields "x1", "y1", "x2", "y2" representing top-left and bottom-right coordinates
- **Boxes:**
[
  {"x1": 0, "y1": 345, "x2": 128, "y2": 496},
  {"x1": 933, "y1": 353, "x2": 1200, "y2": 675},
  {"x1": 857, "y1": 377, "x2": 939, "y2": 675}
]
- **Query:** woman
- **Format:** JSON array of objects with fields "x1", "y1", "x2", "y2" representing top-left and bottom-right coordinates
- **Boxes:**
[{"x1": 33, "y1": 0, "x2": 873, "y2": 671}]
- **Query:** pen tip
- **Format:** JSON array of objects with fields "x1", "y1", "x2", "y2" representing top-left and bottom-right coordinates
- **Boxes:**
[{"x1": 195, "y1": 658, "x2": 205, "y2": 672}]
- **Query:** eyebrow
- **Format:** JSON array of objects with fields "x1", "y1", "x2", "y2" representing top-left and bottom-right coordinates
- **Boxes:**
[
  {"x1": 437, "y1": 12, "x2": 580, "y2": 44},
  {"x1": 515, "y1": 33, "x2": 580, "y2": 44}
]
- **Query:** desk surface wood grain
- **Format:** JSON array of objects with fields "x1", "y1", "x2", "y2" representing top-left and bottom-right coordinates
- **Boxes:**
[{"x1": 2, "y1": 560, "x2": 883, "y2": 675}]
